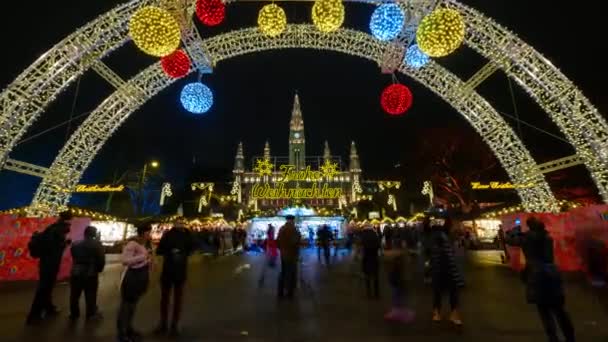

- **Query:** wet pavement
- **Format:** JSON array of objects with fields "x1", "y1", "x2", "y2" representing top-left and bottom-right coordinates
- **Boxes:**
[{"x1": 1, "y1": 249, "x2": 607, "y2": 342}]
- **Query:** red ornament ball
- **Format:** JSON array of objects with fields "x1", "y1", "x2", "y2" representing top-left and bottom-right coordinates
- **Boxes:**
[
  {"x1": 380, "y1": 83, "x2": 413, "y2": 115},
  {"x1": 196, "y1": 0, "x2": 226, "y2": 26},
  {"x1": 161, "y1": 50, "x2": 191, "y2": 79}
]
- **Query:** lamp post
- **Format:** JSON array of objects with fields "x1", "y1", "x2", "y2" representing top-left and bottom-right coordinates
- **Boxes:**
[{"x1": 138, "y1": 161, "x2": 159, "y2": 216}]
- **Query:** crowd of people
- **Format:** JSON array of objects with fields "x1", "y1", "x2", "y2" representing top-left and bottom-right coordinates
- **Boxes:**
[{"x1": 24, "y1": 212, "x2": 576, "y2": 342}]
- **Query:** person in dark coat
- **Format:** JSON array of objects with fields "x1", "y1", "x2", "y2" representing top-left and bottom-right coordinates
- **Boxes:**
[
  {"x1": 384, "y1": 225, "x2": 393, "y2": 250},
  {"x1": 360, "y1": 225, "x2": 381, "y2": 299},
  {"x1": 154, "y1": 221, "x2": 194, "y2": 337},
  {"x1": 317, "y1": 225, "x2": 333, "y2": 266},
  {"x1": 430, "y1": 218, "x2": 464, "y2": 325},
  {"x1": 69, "y1": 226, "x2": 105, "y2": 321},
  {"x1": 26, "y1": 211, "x2": 72, "y2": 325},
  {"x1": 506, "y1": 217, "x2": 575, "y2": 342},
  {"x1": 277, "y1": 215, "x2": 301, "y2": 299}
]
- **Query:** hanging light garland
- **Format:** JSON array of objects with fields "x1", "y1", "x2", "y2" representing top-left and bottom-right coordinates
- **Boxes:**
[
  {"x1": 196, "y1": 0, "x2": 226, "y2": 26},
  {"x1": 161, "y1": 49, "x2": 191, "y2": 78},
  {"x1": 404, "y1": 44, "x2": 430, "y2": 69},
  {"x1": 180, "y1": 82, "x2": 214, "y2": 114},
  {"x1": 369, "y1": 4, "x2": 406, "y2": 42},
  {"x1": 416, "y1": 8, "x2": 465, "y2": 57},
  {"x1": 129, "y1": 6, "x2": 181, "y2": 57},
  {"x1": 312, "y1": 0, "x2": 345, "y2": 33},
  {"x1": 258, "y1": 4, "x2": 287, "y2": 37},
  {"x1": 380, "y1": 83, "x2": 413, "y2": 116}
]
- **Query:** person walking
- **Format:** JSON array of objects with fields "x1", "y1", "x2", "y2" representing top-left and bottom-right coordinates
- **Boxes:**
[
  {"x1": 117, "y1": 224, "x2": 152, "y2": 342},
  {"x1": 26, "y1": 211, "x2": 72, "y2": 325},
  {"x1": 154, "y1": 220, "x2": 194, "y2": 337},
  {"x1": 430, "y1": 218, "x2": 464, "y2": 326},
  {"x1": 317, "y1": 224, "x2": 333, "y2": 266},
  {"x1": 277, "y1": 215, "x2": 301, "y2": 299},
  {"x1": 383, "y1": 247, "x2": 415, "y2": 323},
  {"x1": 506, "y1": 217, "x2": 575, "y2": 342},
  {"x1": 360, "y1": 225, "x2": 381, "y2": 299},
  {"x1": 69, "y1": 226, "x2": 105, "y2": 321}
]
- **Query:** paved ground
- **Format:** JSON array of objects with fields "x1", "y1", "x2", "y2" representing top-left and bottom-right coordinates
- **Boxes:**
[{"x1": 1, "y1": 249, "x2": 608, "y2": 342}]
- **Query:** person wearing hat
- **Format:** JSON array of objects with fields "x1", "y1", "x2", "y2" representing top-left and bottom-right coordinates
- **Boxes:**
[
  {"x1": 277, "y1": 215, "x2": 301, "y2": 299},
  {"x1": 154, "y1": 219, "x2": 194, "y2": 337},
  {"x1": 69, "y1": 225, "x2": 105, "y2": 321}
]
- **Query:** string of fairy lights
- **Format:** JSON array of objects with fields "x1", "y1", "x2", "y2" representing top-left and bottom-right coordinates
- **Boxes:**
[{"x1": 127, "y1": 0, "x2": 466, "y2": 116}]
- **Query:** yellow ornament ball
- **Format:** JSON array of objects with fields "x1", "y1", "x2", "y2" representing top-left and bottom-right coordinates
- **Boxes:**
[
  {"x1": 129, "y1": 6, "x2": 181, "y2": 57},
  {"x1": 258, "y1": 4, "x2": 287, "y2": 37},
  {"x1": 312, "y1": 0, "x2": 345, "y2": 33},
  {"x1": 416, "y1": 8, "x2": 465, "y2": 57}
]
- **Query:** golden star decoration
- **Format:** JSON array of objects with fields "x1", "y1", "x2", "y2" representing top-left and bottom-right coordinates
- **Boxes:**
[
  {"x1": 320, "y1": 160, "x2": 339, "y2": 179},
  {"x1": 254, "y1": 159, "x2": 274, "y2": 177}
]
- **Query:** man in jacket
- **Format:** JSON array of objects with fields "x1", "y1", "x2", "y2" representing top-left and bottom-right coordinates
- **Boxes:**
[
  {"x1": 277, "y1": 215, "x2": 301, "y2": 299},
  {"x1": 317, "y1": 225, "x2": 333, "y2": 266},
  {"x1": 154, "y1": 220, "x2": 194, "y2": 337},
  {"x1": 27, "y1": 211, "x2": 72, "y2": 325},
  {"x1": 69, "y1": 226, "x2": 105, "y2": 320},
  {"x1": 360, "y1": 225, "x2": 381, "y2": 299}
]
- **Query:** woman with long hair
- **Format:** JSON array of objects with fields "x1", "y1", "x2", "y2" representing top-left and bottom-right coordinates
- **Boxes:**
[{"x1": 117, "y1": 223, "x2": 152, "y2": 342}]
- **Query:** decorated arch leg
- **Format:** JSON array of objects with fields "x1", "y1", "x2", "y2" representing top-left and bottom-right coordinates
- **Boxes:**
[{"x1": 28, "y1": 26, "x2": 558, "y2": 216}]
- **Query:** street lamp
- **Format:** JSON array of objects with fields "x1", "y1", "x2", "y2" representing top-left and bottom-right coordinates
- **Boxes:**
[{"x1": 138, "y1": 160, "x2": 160, "y2": 216}]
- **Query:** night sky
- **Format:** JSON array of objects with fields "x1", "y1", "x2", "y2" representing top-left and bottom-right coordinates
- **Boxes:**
[{"x1": 0, "y1": 0, "x2": 606, "y2": 210}]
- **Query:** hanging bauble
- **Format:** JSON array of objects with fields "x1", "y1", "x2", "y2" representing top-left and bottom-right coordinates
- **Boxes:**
[
  {"x1": 129, "y1": 6, "x2": 181, "y2": 57},
  {"x1": 381, "y1": 83, "x2": 413, "y2": 115},
  {"x1": 196, "y1": 0, "x2": 226, "y2": 26},
  {"x1": 181, "y1": 82, "x2": 214, "y2": 114},
  {"x1": 312, "y1": 0, "x2": 345, "y2": 33},
  {"x1": 258, "y1": 4, "x2": 287, "y2": 37},
  {"x1": 370, "y1": 4, "x2": 406, "y2": 41},
  {"x1": 161, "y1": 50, "x2": 191, "y2": 78},
  {"x1": 405, "y1": 44, "x2": 430, "y2": 69},
  {"x1": 416, "y1": 8, "x2": 465, "y2": 57}
]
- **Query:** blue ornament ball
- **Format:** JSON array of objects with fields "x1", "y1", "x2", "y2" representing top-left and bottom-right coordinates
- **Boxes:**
[
  {"x1": 370, "y1": 4, "x2": 406, "y2": 42},
  {"x1": 405, "y1": 44, "x2": 430, "y2": 69},
  {"x1": 180, "y1": 82, "x2": 213, "y2": 114}
]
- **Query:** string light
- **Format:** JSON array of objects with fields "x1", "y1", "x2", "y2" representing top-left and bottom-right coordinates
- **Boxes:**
[
  {"x1": 258, "y1": 4, "x2": 287, "y2": 37},
  {"x1": 180, "y1": 82, "x2": 214, "y2": 114},
  {"x1": 312, "y1": 0, "x2": 345, "y2": 33},
  {"x1": 196, "y1": 0, "x2": 226, "y2": 26},
  {"x1": 161, "y1": 49, "x2": 191, "y2": 78},
  {"x1": 405, "y1": 44, "x2": 430, "y2": 69},
  {"x1": 381, "y1": 83, "x2": 413, "y2": 115},
  {"x1": 369, "y1": 4, "x2": 406, "y2": 42},
  {"x1": 129, "y1": 6, "x2": 181, "y2": 57},
  {"x1": 416, "y1": 8, "x2": 465, "y2": 57}
]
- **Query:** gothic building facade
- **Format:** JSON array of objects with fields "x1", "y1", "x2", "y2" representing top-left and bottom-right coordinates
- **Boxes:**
[{"x1": 232, "y1": 94, "x2": 364, "y2": 210}]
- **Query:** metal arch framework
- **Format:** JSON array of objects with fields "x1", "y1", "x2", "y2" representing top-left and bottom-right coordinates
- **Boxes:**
[
  {"x1": 442, "y1": 0, "x2": 608, "y2": 202},
  {"x1": 29, "y1": 25, "x2": 557, "y2": 215},
  {"x1": 0, "y1": 0, "x2": 602, "y2": 213}
]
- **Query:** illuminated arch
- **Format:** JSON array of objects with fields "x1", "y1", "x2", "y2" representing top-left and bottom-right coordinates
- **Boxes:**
[
  {"x1": 0, "y1": 0, "x2": 602, "y2": 213},
  {"x1": 29, "y1": 25, "x2": 556, "y2": 214}
]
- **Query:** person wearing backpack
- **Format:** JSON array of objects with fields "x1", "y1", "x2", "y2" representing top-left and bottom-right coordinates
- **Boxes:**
[
  {"x1": 26, "y1": 211, "x2": 72, "y2": 325},
  {"x1": 153, "y1": 220, "x2": 194, "y2": 337},
  {"x1": 506, "y1": 217, "x2": 575, "y2": 342},
  {"x1": 69, "y1": 226, "x2": 105, "y2": 321}
]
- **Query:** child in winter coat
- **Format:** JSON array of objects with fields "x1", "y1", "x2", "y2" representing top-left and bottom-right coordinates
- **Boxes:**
[{"x1": 384, "y1": 247, "x2": 415, "y2": 323}]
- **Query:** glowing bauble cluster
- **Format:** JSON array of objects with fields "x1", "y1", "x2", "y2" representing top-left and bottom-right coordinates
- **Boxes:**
[
  {"x1": 180, "y1": 82, "x2": 214, "y2": 114},
  {"x1": 370, "y1": 4, "x2": 406, "y2": 42},
  {"x1": 416, "y1": 8, "x2": 465, "y2": 57},
  {"x1": 258, "y1": 4, "x2": 287, "y2": 37},
  {"x1": 312, "y1": 0, "x2": 345, "y2": 33},
  {"x1": 405, "y1": 44, "x2": 430, "y2": 69},
  {"x1": 161, "y1": 50, "x2": 191, "y2": 78},
  {"x1": 381, "y1": 83, "x2": 413, "y2": 115},
  {"x1": 129, "y1": 6, "x2": 181, "y2": 57},
  {"x1": 196, "y1": 0, "x2": 226, "y2": 26}
]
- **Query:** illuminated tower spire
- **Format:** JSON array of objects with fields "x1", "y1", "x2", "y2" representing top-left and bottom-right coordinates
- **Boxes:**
[
  {"x1": 289, "y1": 92, "x2": 306, "y2": 170},
  {"x1": 349, "y1": 141, "x2": 361, "y2": 172},
  {"x1": 323, "y1": 141, "x2": 331, "y2": 162},
  {"x1": 233, "y1": 142, "x2": 244, "y2": 174},
  {"x1": 264, "y1": 141, "x2": 271, "y2": 160}
]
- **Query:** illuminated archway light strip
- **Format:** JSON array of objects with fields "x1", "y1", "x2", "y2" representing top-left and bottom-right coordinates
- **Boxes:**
[{"x1": 30, "y1": 25, "x2": 557, "y2": 216}]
